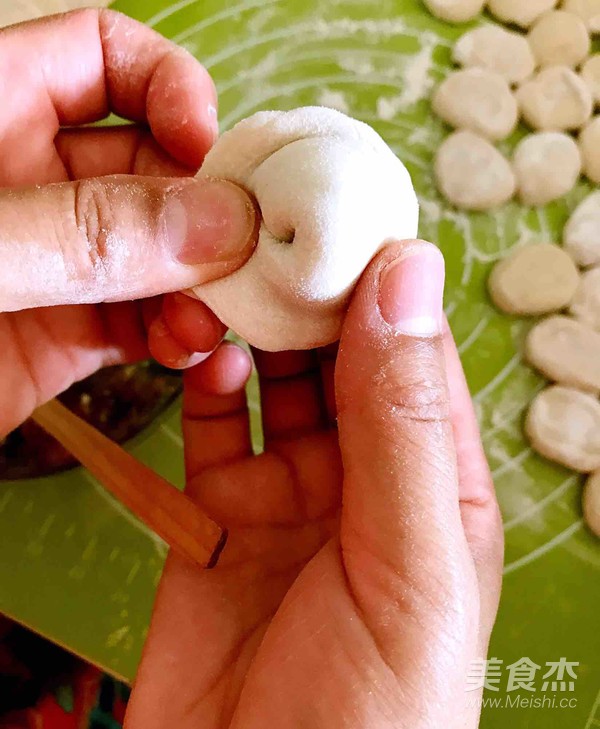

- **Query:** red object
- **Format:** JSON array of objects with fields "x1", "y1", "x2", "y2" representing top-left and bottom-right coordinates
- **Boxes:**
[{"x1": 0, "y1": 664, "x2": 101, "y2": 729}]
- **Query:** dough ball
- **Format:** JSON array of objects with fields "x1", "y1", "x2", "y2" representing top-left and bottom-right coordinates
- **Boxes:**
[
  {"x1": 423, "y1": 0, "x2": 485, "y2": 23},
  {"x1": 569, "y1": 267, "x2": 600, "y2": 329},
  {"x1": 488, "y1": 243, "x2": 580, "y2": 314},
  {"x1": 191, "y1": 107, "x2": 419, "y2": 352},
  {"x1": 525, "y1": 385, "x2": 600, "y2": 472},
  {"x1": 516, "y1": 66, "x2": 593, "y2": 131},
  {"x1": 563, "y1": 0, "x2": 600, "y2": 33},
  {"x1": 581, "y1": 54, "x2": 600, "y2": 104},
  {"x1": 488, "y1": 0, "x2": 558, "y2": 28},
  {"x1": 583, "y1": 471, "x2": 600, "y2": 538},
  {"x1": 527, "y1": 11, "x2": 590, "y2": 68},
  {"x1": 432, "y1": 68, "x2": 519, "y2": 141},
  {"x1": 526, "y1": 315, "x2": 600, "y2": 393},
  {"x1": 512, "y1": 132, "x2": 582, "y2": 206},
  {"x1": 452, "y1": 25, "x2": 536, "y2": 85},
  {"x1": 434, "y1": 130, "x2": 516, "y2": 210},
  {"x1": 517, "y1": 65, "x2": 593, "y2": 131},
  {"x1": 579, "y1": 116, "x2": 600, "y2": 184},
  {"x1": 563, "y1": 191, "x2": 600, "y2": 266}
]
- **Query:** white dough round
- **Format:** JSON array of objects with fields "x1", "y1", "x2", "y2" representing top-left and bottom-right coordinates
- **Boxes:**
[
  {"x1": 563, "y1": 0, "x2": 600, "y2": 33},
  {"x1": 516, "y1": 66, "x2": 593, "y2": 131},
  {"x1": 569, "y1": 267, "x2": 600, "y2": 329},
  {"x1": 564, "y1": 191, "x2": 600, "y2": 266},
  {"x1": 527, "y1": 10, "x2": 590, "y2": 68},
  {"x1": 435, "y1": 130, "x2": 515, "y2": 210},
  {"x1": 579, "y1": 116, "x2": 600, "y2": 184},
  {"x1": 526, "y1": 315, "x2": 600, "y2": 393},
  {"x1": 487, "y1": 0, "x2": 558, "y2": 28},
  {"x1": 191, "y1": 107, "x2": 419, "y2": 352},
  {"x1": 581, "y1": 54, "x2": 600, "y2": 104},
  {"x1": 526, "y1": 385, "x2": 600, "y2": 472},
  {"x1": 452, "y1": 25, "x2": 536, "y2": 85},
  {"x1": 423, "y1": 0, "x2": 485, "y2": 23},
  {"x1": 512, "y1": 132, "x2": 582, "y2": 206},
  {"x1": 488, "y1": 243, "x2": 580, "y2": 314},
  {"x1": 432, "y1": 69, "x2": 518, "y2": 141},
  {"x1": 583, "y1": 472, "x2": 600, "y2": 538}
]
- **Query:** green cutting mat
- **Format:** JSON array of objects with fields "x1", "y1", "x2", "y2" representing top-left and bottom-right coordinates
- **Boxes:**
[{"x1": 1, "y1": 0, "x2": 599, "y2": 725}]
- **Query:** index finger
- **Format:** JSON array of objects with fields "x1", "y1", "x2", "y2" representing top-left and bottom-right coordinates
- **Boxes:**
[{"x1": 1, "y1": 8, "x2": 217, "y2": 167}]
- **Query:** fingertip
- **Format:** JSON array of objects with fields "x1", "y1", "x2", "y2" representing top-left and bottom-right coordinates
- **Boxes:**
[
  {"x1": 162, "y1": 292, "x2": 226, "y2": 354},
  {"x1": 147, "y1": 50, "x2": 218, "y2": 168},
  {"x1": 186, "y1": 342, "x2": 252, "y2": 395},
  {"x1": 148, "y1": 315, "x2": 210, "y2": 370}
]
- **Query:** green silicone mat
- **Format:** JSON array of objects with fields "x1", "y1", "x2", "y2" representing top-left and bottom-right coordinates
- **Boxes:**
[{"x1": 1, "y1": 1, "x2": 599, "y2": 725}]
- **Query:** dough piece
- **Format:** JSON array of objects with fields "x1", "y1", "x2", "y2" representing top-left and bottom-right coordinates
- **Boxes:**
[
  {"x1": 563, "y1": 0, "x2": 600, "y2": 33},
  {"x1": 487, "y1": 0, "x2": 558, "y2": 28},
  {"x1": 191, "y1": 107, "x2": 419, "y2": 352},
  {"x1": 423, "y1": 0, "x2": 485, "y2": 23},
  {"x1": 432, "y1": 69, "x2": 519, "y2": 141},
  {"x1": 434, "y1": 130, "x2": 515, "y2": 210},
  {"x1": 527, "y1": 11, "x2": 590, "y2": 68},
  {"x1": 579, "y1": 116, "x2": 600, "y2": 184},
  {"x1": 516, "y1": 66, "x2": 593, "y2": 131},
  {"x1": 525, "y1": 386, "x2": 600, "y2": 472},
  {"x1": 569, "y1": 267, "x2": 600, "y2": 328},
  {"x1": 488, "y1": 243, "x2": 580, "y2": 314},
  {"x1": 512, "y1": 132, "x2": 582, "y2": 206},
  {"x1": 526, "y1": 315, "x2": 600, "y2": 392},
  {"x1": 452, "y1": 26, "x2": 536, "y2": 85},
  {"x1": 583, "y1": 471, "x2": 600, "y2": 537},
  {"x1": 581, "y1": 54, "x2": 600, "y2": 104},
  {"x1": 563, "y1": 191, "x2": 600, "y2": 266}
]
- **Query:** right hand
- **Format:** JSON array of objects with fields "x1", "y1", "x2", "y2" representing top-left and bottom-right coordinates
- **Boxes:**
[
  {"x1": 125, "y1": 240, "x2": 504, "y2": 729},
  {"x1": 0, "y1": 9, "x2": 258, "y2": 437}
]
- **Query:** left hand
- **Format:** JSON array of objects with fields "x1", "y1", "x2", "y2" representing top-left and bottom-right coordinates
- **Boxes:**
[{"x1": 0, "y1": 9, "x2": 258, "y2": 437}]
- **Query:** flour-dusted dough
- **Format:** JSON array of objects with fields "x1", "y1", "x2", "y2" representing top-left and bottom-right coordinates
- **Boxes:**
[
  {"x1": 423, "y1": 0, "x2": 485, "y2": 23},
  {"x1": 432, "y1": 68, "x2": 519, "y2": 141},
  {"x1": 488, "y1": 243, "x2": 580, "y2": 315},
  {"x1": 526, "y1": 315, "x2": 600, "y2": 392},
  {"x1": 564, "y1": 191, "x2": 600, "y2": 266},
  {"x1": 579, "y1": 116, "x2": 600, "y2": 184},
  {"x1": 583, "y1": 471, "x2": 600, "y2": 537},
  {"x1": 512, "y1": 132, "x2": 582, "y2": 206},
  {"x1": 452, "y1": 25, "x2": 536, "y2": 84},
  {"x1": 516, "y1": 66, "x2": 593, "y2": 131},
  {"x1": 581, "y1": 55, "x2": 600, "y2": 104},
  {"x1": 527, "y1": 10, "x2": 590, "y2": 68},
  {"x1": 570, "y1": 267, "x2": 600, "y2": 329},
  {"x1": 526, "y1": 386, "x2": 600, "y2": 472},
  {"x1": 191, "y1": 107, "x2": 419, "y2": 351},
  {"x1": 488, "y1": 0, "x2": 558, "y2": 28},
  {"x1": 434, "y1": 130, "x2": 515, "y2": 210},
  {"x1": 563, "y1": 0, "x2": 600, "y2": 33}
]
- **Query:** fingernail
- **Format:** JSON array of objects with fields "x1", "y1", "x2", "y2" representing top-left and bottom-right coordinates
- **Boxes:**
[
  {"x1": 379, "y1": 243, "x2": 445, "y2": 336},
  {"x1": 166, "y1": 179, "x2": 257, "y2": 265}
]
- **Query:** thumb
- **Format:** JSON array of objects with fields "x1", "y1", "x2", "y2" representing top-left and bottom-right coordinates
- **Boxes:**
[
  {"x1": 336, "y1": 240, "x2": 477, "y2": 636},
  {"x1": 0, "y1": 176, "x2": 258, "y2": 312}
]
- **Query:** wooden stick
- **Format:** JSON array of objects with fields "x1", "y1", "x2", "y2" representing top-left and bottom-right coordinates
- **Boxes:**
[{"x1": 32, "y1": 399, "x2": 227, "y2": 569}]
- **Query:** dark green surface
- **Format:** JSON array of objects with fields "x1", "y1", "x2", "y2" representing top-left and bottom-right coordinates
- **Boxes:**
[{"x1": 0, "y1": 1, "x2": 598, "y2": 725}]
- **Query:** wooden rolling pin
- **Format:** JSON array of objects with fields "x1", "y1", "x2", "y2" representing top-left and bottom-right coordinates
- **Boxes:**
[{"x1": 32, "y1": 399, "x2": 227, "y2": 569}]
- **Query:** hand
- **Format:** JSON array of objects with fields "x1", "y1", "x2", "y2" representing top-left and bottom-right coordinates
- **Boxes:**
[
  {"x1": 0, "y1": 9, "x2": 257, "y2": 436},
  {"x1": 125, "y1": 240, "x2": 504, "y2": 729}
]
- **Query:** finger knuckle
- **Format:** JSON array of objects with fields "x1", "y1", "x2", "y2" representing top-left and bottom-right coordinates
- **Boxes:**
[
  {"x1": 73, "y1": 179, "x2": 113, "y2": 275},
  {"x1": 378, "y1": 368, "x2": 450, "y2": 425}
]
